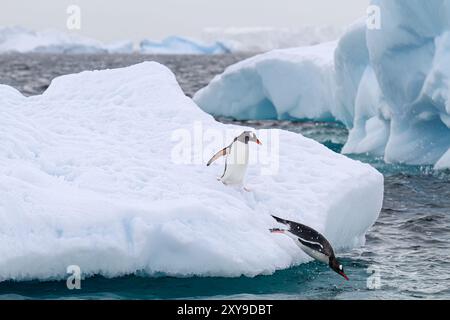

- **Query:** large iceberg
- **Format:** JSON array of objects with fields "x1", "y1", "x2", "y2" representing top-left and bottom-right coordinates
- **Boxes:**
[
  {"x1": 194, "y1": 41, "x2": 337, "y2": 121},
  {"x1": 364, "y1": 0, "x2": 450, "y2": 167},
  {"x1": 201, "y1": 26, "x2": 343, "y2": 53},
  {"x1": 195, "y1": 0, "x2": 450, "y2": 169},
  {"x1": 140, "y1": 36, "x2": 230, "y2": 55},
  {"x1": 0, "y1": 26, "x2": 134, "y2": 54},
  {"x1": 0, "y1": 62, "x2": 383, "y2": 281}
]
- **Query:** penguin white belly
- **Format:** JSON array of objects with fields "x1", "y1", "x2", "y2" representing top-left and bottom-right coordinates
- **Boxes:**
[
  {"x1": 297, "y1": 242, "x2": 329, "y2": 264},
  {"x1": 220, "y1": 141, "x2": 249, "y2": 185}
]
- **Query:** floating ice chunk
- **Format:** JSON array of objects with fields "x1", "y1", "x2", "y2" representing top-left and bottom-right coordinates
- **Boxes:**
[
  {"x1": 140, "y1": 36, "x2": 230, "y2": 55},
  {"x1": 0, "y1": 26, "x2": 134, "y2": 54},
  {"x1": 194, "y1": 41, "x2": 337, "y2": 121},
  {"x1": 435, "y1": 149, "x2": 450, "y2": 170},
  {"x1": 0, "y1": 62, "x2": 383, "y2": 281}
]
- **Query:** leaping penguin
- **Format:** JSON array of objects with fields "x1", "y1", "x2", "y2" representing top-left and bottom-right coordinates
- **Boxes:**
[
  {"x1": 270, "y1": 215, "x2": 349, "y2": 280},
  {"x1": 207, "y1": 131, "x2": 262, "y2": 186}
]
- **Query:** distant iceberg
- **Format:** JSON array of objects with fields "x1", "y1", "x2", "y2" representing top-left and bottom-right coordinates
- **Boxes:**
[
  {"x1": 104, "y1": 40, "x2": 135, "y2": 54},
  {"x1": 0, "y1": 62, "x2": 382, "y2": 281},
  {"x1": 140, "y1": 27, "x2": 341, "y2": 55},
  {"x1": 0, "y1": 25, "x2": 340, "y2": 55},
  {"x1": 140, "y1": 36, "x2": 230, "y2": 55},
  {"x1": 195, "y1": 0, "x2": 450, "y2": 169},
  {"x1": 201, "y1": 26, "x2": 343, "y2": 53},
  {"x1": 0, "y1": 26, "x2": 134, "y2": 54}
]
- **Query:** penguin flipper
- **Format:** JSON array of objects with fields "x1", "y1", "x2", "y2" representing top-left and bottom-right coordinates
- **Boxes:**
[
  {"x1": 271, "y1": 215, "x2": 291, "y2": 226},
  {"x1": 207, "y1": 147, "x2": 230, "y2": 166}
]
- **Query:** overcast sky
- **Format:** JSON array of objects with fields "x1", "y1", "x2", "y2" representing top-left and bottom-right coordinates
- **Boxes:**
[{"x1": 1, "y1": 0, "x2": 369, "y2": 42}]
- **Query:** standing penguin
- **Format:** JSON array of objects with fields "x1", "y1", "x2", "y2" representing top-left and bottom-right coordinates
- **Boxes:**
[
  {"x1": 207, "y1": 131, "x2": 262, "y2": 186},
  {"x1": 270, "y1": 215, "x2": 349, "y2": 280}
]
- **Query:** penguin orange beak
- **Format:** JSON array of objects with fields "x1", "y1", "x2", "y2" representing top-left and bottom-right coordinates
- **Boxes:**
[
  {"x1": 269, "y1": 228, "x2": 285, "y2": 234},
  {"x1": 256, "y1": 139, "x2": 262, "y2": 145},
  {"x1": 339, "y1": 271, "x2": 349, "y2": 281}
]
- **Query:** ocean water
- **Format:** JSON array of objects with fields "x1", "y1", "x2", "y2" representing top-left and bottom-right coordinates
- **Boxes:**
[{"x1": 0, "y1": 54, "x2": 449, "y2": 300}]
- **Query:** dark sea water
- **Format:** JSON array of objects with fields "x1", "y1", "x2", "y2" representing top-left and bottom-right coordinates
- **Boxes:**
[{"x1": 0, "y1": 54, "x2": 449, "y2": 300}]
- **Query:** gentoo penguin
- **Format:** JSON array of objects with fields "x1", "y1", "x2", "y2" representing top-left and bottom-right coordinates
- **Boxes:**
[
  {"x1": 207, "y1": 131, "x2": 262, "y2": 186},
  {"x1": 270, "y1": 215, "x2": 349, "y2": 280}
]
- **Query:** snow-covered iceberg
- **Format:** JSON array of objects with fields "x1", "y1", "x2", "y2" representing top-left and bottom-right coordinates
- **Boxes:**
[
  {"x1": 140, "y1": 36, "x2": 230, "y2": 55},
  {"x1": 201, "y1": 26, "x2": 343, "y2": 53},
  {"x1": 0, "y1": 26, "x2": 134, "y2": 54},
  {"x1": 194, "y1": 41, "x2": 337, "y2": 121},
  {"x1": 0, "y1": 62, "x2": 383, "y2": 281},
  {"x1": 195, "y1": 0, "x2": 450, "y2": 169}
]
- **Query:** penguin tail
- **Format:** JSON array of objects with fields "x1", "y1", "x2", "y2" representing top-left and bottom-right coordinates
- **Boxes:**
[{"x1": 271, "y1": 215, "x2": 290, "y2": 226}]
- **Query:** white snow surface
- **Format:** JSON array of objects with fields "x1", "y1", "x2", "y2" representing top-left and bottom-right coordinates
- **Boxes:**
[
  {"x1": 0, "y1": 62, "x2": 383, "y2": 281},
  {"x1": 194, "y1": 0, "x2": 450, "y2": 169},
  {"x1": 0, "y1": 26, "x2": 134, "y2": 54}
]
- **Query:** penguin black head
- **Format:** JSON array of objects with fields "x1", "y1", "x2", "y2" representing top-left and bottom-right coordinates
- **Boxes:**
[
  {"x1": 238, "y1": 131, "x2": 262, "y2": 145},
  {"x1": 329, "y1": 256, "x2": 349, "y2": 281}
]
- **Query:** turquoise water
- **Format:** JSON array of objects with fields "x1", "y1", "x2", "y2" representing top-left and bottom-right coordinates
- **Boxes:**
[
  {"x1": 0, "y1": 260, "x2": 385, "y2": 300},
  {"x1": 0, "y1": 54, "x2": 449, "y2": 300}
]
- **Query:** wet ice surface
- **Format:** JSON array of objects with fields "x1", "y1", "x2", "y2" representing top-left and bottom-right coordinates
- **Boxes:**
[{"x1": 0, "y1": 53, "x2": 449, "y2": 299}]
